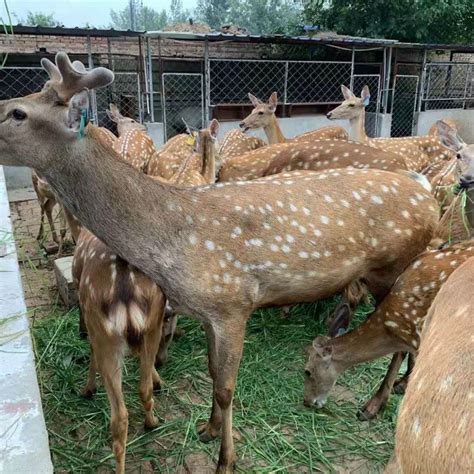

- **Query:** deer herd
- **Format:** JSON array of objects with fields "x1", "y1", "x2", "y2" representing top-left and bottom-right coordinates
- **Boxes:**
[{"x1": 1, "y1": 53, "x2": 472, "y2": 473}]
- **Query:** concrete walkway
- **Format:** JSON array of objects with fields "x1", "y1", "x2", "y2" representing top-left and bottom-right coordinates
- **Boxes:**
[{"x1": 0, "y1": 166, "x2": 53, "y2": 473}]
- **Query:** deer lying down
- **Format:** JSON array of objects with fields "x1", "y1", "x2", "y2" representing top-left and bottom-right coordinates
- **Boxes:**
[
  {"x1": 240, "y1": 92, "x2": 348, "y2": 144},
  {"x1": 0, "y1": 53, "x2": 441, "y2": 473},
  {"x1": 218, "y1": 138, "x2": 409, "y2": 182},
  {"x1": 304, "y1": 241, "x2": 474, "y2": 420},
  {"x1": 386, "y1": 257, "x2": 474, "y2": 474}
]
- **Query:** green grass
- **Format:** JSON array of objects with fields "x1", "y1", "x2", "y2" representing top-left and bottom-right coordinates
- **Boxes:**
[{"x1": 32, "y1": 299, "x2": 400, "y2": 473}]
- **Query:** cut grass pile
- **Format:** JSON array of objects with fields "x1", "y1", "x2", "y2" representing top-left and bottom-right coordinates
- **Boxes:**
[{"x1": 32, "y1": 299, "x2": 401, "y2": 473}]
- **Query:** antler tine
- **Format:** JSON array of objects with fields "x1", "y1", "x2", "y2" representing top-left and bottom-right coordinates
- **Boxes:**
[
  {"x1": 45, "y1": 52, "x2": 114, "y2": 102},
  {"x1": 40, "y1": 57, "x2": 62, "y2": 82}
]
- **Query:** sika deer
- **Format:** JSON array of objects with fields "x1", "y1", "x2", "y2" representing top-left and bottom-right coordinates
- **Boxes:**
[
  {"x1": 304, "y1": 241, "x2": 474, "y2": 419},
  {"x1": 218, "y1": 138, "x2": 410, "y2": 182},
  {"x1": 327, "y1": 85, "x2": 454, "y2": 172},
  {"x1": 387, "y1": 257, "x2": 474, "y2": 474},
  {"x1": 240, "y1": 92, "x2": 348, "y2": 144},
  {"x1": 218, "y1": 128, "x2": 266, "y2": 161},
  {"x1": 107, "y1": 103, "x2": 156, "y2": 171},
  {"x1": 0, "y1": 53, "x2": 440, "y2": 473}
]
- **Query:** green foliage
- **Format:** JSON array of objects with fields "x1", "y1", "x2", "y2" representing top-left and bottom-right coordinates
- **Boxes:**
[
  {"x1": 20, "y1": 11, "x2": 61, "y2": 27},
  {"x1": 169, "y1": 0, "x2": 191, "y2": 24},
  {"x1": 197, "y1": 0, "x2": 302, "y2": 34},
  {"x1": 110, "y1": 0, "x2": 169, "y2": 31},
  {"x1": 304, "y1": 0, "x2": 474, "y2": 44}
]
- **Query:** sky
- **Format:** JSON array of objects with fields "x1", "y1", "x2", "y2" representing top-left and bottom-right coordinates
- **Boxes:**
[{"x1": 6, "y1": 0, "x2": 198, "y2": 28}]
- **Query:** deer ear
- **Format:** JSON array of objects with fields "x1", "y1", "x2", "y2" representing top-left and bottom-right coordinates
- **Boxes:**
[
  {"x1": 67, "y1": 90, "x2": 90, "y2": 134},
  {"x1": 361, "y1": 85, "x2": 370, "y2": 106},
  {"x1": 268, "y1": 91, "x2": 278, "y2": 112},
  {"x1": 341, "y1": 85, "x2": 354, "y2": 101},
  {"x1": 209, "y1": 119, "x2": 220, "y2": 140},
  {"x1": 248, "y1": 93, "x2": 261, "y2": 108},
  {"x1": 312, "y1": 336, "x2": 333, "y2": 360},
  {"x1": 437, "y1": 120, "x2": 465, "y2": 152}
]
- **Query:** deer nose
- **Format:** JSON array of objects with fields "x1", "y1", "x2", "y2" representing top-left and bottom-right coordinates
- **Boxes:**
[
  {"x1": 326, "y1": 112, "x2": 333, "y2": 119},
  {"x1": 239, "y1": 121, "x2": 245, "y2": 129},
  {"x1": 460, "y1": 174, "x2": 474, "y2": 188}
]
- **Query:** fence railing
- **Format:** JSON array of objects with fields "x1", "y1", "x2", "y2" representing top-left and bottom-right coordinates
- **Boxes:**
[{"x1": 421, "y1": 62, "x2": 474, "y2": 110}]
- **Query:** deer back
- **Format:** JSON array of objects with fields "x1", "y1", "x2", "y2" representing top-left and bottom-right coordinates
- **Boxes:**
[
  {"x1": 218, "y1": 129, "x2": 266, "y2": 162},
  {"x1": 390, "y1": 257, "x2": 474, "y2": 473},
  {"x1": 290, "y1": 125, "x2": 348, "y2": 143},
  {"x1": 113, "y1": 129, "x2": 156, "y2": 171}
]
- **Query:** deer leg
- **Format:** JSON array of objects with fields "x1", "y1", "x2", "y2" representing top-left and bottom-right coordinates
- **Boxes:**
[
  {"x1": 36, "y1": 203, "x2": 46, "y2": 241},
  {"x1": 57, "y1": 206, "x2": 67, "y2": 254},
  {"x1": 44, "y1": 199, "x2": 59, "y2": 244},
  {"x1": 94, "y1": 337, "x2": 128, "y2": 474},
  {"x1": 197, "y1": 322, "x2": 223, "y2": 442},
  {"x1": 393, "y1": 352, "x2": 416, "y2": 395},
  {"x1": 139, "y1": 326, "x2": 161, "y2": 430},
  {"x1": 213, "y1": 321, "x2": 247, "y2": 473},
  {"x1": 358, "y1": 352, "x2": 405, "y2": 421},
  {"x1": 81, "y1": 344, "x2": 97, "y2": 398}
]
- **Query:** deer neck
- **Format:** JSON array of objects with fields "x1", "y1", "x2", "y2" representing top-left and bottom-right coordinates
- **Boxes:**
[
  {"x1": 349, "y1": 108, "x2": 368, "y2": 143},
  {"x1": 264, "y1": 115, "x2": 286, "y2": 144},
  {"x1": 329, "y1": 315, "x2": 403, "y2": 373},
  {"x1": 200, "y1": 136, "x2": 216, "y2": 184},
  {"x1": 39, "y1": 128, "x2": 184, "y2": 290}
]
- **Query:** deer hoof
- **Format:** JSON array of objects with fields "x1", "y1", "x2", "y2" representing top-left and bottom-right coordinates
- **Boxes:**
[
  {"x1": 197, "y1": 422, "x2": 219, "y2": 443},
  {"x1": 81, "y1": 387, "x2": 96, "y2": 399},
  {"x1": 144, "y1": 416, "x2": 159, "y2": 431},
  {"x1": 392, "y1": 380, "x2": 407, "y2": 395},
  {"x1": 216, "y1": 462, "x2": 236, "y2": 474}
]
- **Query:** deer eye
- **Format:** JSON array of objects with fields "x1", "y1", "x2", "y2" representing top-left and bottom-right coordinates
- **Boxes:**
[
  {"x1": 348, "y1": 104, "x2": 355, "y2": 107},
  {"x1": 12, "y1": 109, "x2": 27, "y2": 121},
  {"x1": 456, "y1": 152, "x2": 462, "y2": 159},
  {"x1": 304, "y1": 369, "x2": 311, "y2": 378}
]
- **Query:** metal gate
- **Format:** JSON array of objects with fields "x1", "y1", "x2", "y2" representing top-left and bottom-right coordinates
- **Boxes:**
[
  {"x1": 162, "y1": 73, "x2": 204, "y2": 141},
  {"x1": 353, "y1": 74, "x2": 382, "y2": 137},
  {"x1": 390, "y1": 75, "x2": 419, "y2": 137}
]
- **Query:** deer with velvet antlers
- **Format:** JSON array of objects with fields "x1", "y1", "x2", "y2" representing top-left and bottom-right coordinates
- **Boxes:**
[{"x1": 0, "y1": 53, "x2": 440, "y2": 473}]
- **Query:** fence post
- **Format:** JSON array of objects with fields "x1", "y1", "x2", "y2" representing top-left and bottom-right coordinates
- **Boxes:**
[
  {"x1": 349, "y1": 48, "x2": 355, "y2": 90},
  {"x1": 283, "y1": 61, "x2": 289, "y2": 105},
  {"x1": 147, "y1": 36, "x2": 155, "y2": 123},
  {"x1": 382, "y1": 46, "x2": 393, "y2": 113},
  {"x1": 417, "y1": 49, "x2": 427, "y2": 114},
  {"x1": 462, "y1": 63, "x2": 471, "y2": 109},
  {"x1": 204, "y1": 39, "x2": 210, "y2": 125},
  {"x1": 87, "y1": 35, "x2": 98, "y2": 124}
]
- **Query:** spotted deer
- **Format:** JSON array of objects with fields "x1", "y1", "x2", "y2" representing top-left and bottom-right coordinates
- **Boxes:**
[
  {"x1": 240, "y1": 92, "x2": 348, "y2": 144},
  {"x1": 106, "y1": 103, "x2": 156, "y2": 171},
  {"x1": 304, "y1": 241, "x2": 474, "y2": 420},
  {"x1": 0, "y1": 53, "x2": 440, "y2": 473},
  {"x1": 218, "y1": 128, "x2": 266, "y2": 161},
  {"x1": 386, "y1": 257, "x2": 474, "y2": 474},
  {"x1": 218, "y1": 138, "x2": 410, "y2": 182},
  {"x1": 327, "y1": 85, "x2": 454, "y2": 172}
]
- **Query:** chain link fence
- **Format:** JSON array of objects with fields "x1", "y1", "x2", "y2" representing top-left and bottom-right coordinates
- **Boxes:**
[
  {"x1": 0, "y1": 67, "x2": 48, "y2": 100},
  {"x1": 162, "y1": 73, "x2": 204, "y2": 140},
  {"x1": 208, "y1": 59, "x2": 352, "y2": 105},
  {"x1": 421, "y1": 63, "x2": 473, "y2": 110},
  {"x1": 390, "y1": 75, "x2": 419, "y2": 137}
]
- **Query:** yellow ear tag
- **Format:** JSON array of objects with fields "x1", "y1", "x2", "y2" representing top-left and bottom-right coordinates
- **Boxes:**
[{"x1": 186, "y1": 136, "x2": 196, "y2": 146}]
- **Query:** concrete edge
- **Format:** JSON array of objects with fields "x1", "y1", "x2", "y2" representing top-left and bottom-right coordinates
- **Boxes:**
[{"x1": 0, "y1": 166, "x2": 53, "y2": 473}]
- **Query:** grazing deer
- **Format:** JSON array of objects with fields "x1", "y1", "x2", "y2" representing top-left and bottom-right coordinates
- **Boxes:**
[
  {"x1": 218, "y1": 138, "x2": 410, "y2": 182},
  {"x1": 0, "y1": 53, "x2": 440, "y2": 473},
  {"x1": 32, "y1": 171, "x2": 67, "y2": 252},
  {"x1": 304, "y1": 241, "x2": 474, "y2": 419},
  {"x1": 240, "y1": 92, "x2": 348, "y2": 145},
  {"x1": 106, "y1": 103, "x2": 156, "y2": 171},
  {"x1": 327, "y1": 85, "x2": 454, "y2": 172},
  {"x1": 241, "y1": 92, "x2": 348, "y2": 144},
  {"x1": 387, "y1": 257, "x2": 474, "y2": 474}
]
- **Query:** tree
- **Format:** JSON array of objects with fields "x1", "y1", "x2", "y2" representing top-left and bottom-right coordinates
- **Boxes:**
[
  {"x1": 21, "y1": 11, "x2": 62, "y2": 27},
  {"x1": 304, "y1": 0, "x2": 473, "y2": 44},
  {"x1": 169, "y1": 0, "x2": 190, "y2": 24},
  {"x1": 110, "y1": 0, "x2": 168, "y2": 31},
  {"x1": 196, "y1": 0, "x2": 229, "y2": 29}
]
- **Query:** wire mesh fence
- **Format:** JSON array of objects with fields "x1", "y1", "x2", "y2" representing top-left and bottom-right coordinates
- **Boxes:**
[
  {"x1": 390, "y1": 75, "x2": 419, "y2": 137},
  {"x1": 0, "y1": 67, "x2": 48, "y2": 100},
  {"x1": 421, "y1": 63, "x2": 473, "y2": 110},
  {"x1": 162, "y1": 73, "x2": 204, "y2": 140},
  {"x1": 208, "y1": 59, "x2": 352, "y2": 105},
  {"x1": 353, "y1": 74, "x2": 381, "y2": 137}
]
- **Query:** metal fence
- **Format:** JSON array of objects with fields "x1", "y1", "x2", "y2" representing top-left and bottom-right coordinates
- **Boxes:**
[
  {"x1": 162, "y1": 73, "x2": 205, "y2": 140},
  {"x1": 421, "y1": 62, "x2": 473, "y2": 110},
  {"x1": 353, "y1": 74, "x2": 381, "y2": 137},
  {"x1": 391, "y1": 75, "x2": 419, "y2": 137},
  {"x1": 0, "y1": 67, "x2": 48, "y2": 100},
  {"x1": 208, "y1": 59, "x2": 352, "y2": 105}
]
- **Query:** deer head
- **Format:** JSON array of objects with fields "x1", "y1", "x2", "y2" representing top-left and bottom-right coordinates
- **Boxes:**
[
  {"x1": 239, "y1": 92, "x2": 278, "y2": 132},
  {"x1": 0, "y1": 52, "x2": 113, "y2": 170},
  {"x1": 436, "y1": 120, "x2": 474, "y2": 189},
  {"x1": 106, "y1": 103, "x2": 146, "y2": 135},
  {"x1": 303, "y1": 336, "x2": 339, "y2": 408},
  {"x1": 327, "y1": 85, "x2": 370, "y2": 120}
]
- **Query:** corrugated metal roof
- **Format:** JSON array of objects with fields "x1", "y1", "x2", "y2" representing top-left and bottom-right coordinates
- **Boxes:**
[{"x1": 8, "y1": 25, "x2": 143, "y2": 38}]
